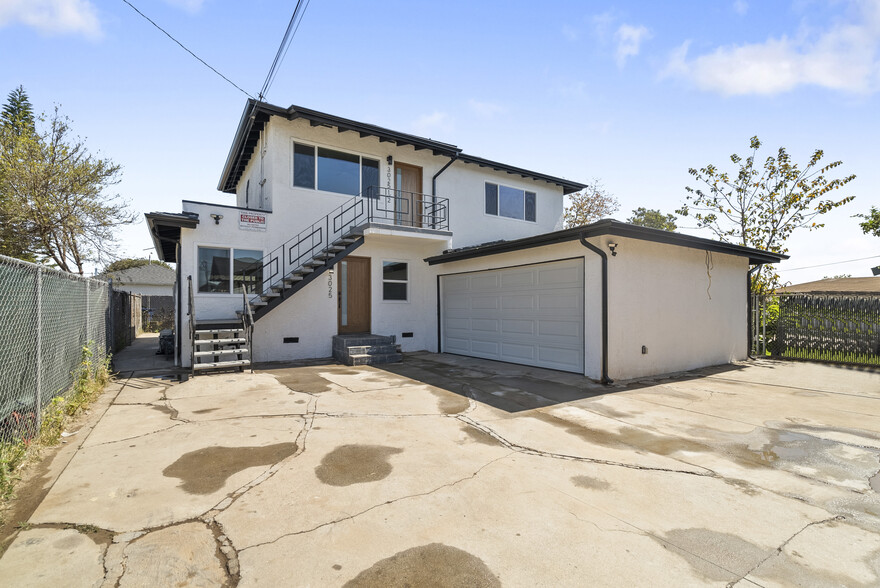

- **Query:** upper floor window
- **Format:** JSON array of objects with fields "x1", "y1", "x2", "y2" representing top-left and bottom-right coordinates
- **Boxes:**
[
  {"x1": 293, "y1": 142, "x2": 379, "y2": 197},
  {"x1": 485, "y1": 183, "x2": 536, "y2": 222}
]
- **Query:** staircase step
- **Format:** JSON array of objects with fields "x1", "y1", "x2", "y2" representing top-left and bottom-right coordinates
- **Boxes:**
[
  {"x1": 194, "y1": 337, "x2": 247, "y2": 345},
  {"x1": 261, "y1": 292, "x2": 281, "y2": 300},
  {"x1": 194, "y1": 348, "x2": 249, "y2": 357},
  {"x1": 346, "y1": 344, "x2": 399, "y2": 355},
  {"x1": 192, "y1": 359, "x2": 251, "y2": 371},
  {"x1": 332, "y1": 334, "x2": 396, "y2": 348},
  {"x1": 195, "y1": 329, "x2": 243, "y2": 336},
  {"x1": 348, "y1": 353, "x2": 402, "y2": 366}
]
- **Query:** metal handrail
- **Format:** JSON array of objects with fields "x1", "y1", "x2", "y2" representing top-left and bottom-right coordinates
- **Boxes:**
[
  {"x1": 187, "y1": 275, "x2": 195, "y2": 373},
  {"x1": 242, "y1": 187, "x2": 449, "y2": 301},
  {"x1": 241, "y1": 291, "x2": 255, "y2": 372}
]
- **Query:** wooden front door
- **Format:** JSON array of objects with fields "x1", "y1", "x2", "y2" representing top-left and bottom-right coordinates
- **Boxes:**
[
  {"x1": 394, "y1": 162, "x2": 422, "y2": 228},
  {"x1": 338, "y1": 256, "x2": 371, "y2": 334}
]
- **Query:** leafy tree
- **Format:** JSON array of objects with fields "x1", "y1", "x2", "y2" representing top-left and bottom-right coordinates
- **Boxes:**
[
  {"x1": 855, "y1": 206, "x2": 880, "y2": 237},
  {"x1": 627, "y1": 207, "x2": 677, "y2": 231},
  {"x1": 0, "y1": 106, "x2": 136, "y2": 274},
  {"x1": 677, "y1": 136, "x2": 855, "y2": 293},
  {"x1": 104, "y1": 258, "x2": 171, "y2": 273},
  {"x1": 0, "y1": 86, "x2": 39, "y2": 261},
  {"x1": 563, "y1": 179, "x2": 620, "y2": 228}
]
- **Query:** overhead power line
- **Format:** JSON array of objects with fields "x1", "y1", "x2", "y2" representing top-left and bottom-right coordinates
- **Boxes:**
[
  {"x1": 121, "y1": 0, "x2": 254, "y2": 99},
  {"x1": 783, "y1": 254, "x2": 880, "y2": 271},
  {"x1": 258, "y1": 0, "x2": 311, "y2": 101}
]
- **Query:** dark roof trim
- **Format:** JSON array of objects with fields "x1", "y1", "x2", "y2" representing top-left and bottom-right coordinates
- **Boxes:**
[
  {"x1": 457, "y1": 153, "x2": 586, "y2": 195},
  {"x1": 424, "y1": 219, "x2": 789, "y2": 266},
  {"x1": 218, "y1": 100, "x2": 588, "y2": 195},
  {"x1": 182, "y1": 199, "x2": 273, "y2": 213},
  {"x1": 145, "y1": 212, "x2": 199, "y2": 263}
]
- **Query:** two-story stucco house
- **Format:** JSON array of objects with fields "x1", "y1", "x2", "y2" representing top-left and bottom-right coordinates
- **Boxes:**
[{"x1": 147, "y1": 100, "x2": 785, "y2": 381}]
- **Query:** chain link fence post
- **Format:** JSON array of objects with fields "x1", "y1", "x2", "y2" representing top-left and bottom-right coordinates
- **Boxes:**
[{"x1": 35, "y1": 266, "x2": 42, "y2": 435}]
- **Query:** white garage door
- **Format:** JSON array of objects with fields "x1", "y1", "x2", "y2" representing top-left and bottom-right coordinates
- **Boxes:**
[{"x1": 441, "y1": 258, "x2": 584, "y2": 373}]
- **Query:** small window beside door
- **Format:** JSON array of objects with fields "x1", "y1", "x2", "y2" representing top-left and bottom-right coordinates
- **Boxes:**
[
  {"x1": 485, "y1": 182, "x2": 536, "y2": 222},
  {"x1": 382, "y1": 261, "x2": 408, "y2": 301}
]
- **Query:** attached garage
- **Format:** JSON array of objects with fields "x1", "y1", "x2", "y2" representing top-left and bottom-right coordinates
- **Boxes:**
[{"x1": 440, "y1": 258, "x2": 585, "y2": 373}]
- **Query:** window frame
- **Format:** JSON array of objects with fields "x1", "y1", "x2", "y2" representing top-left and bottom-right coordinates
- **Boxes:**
[
  {"x1": 381, "y1": 259, "x2": 409, "y2": 303},
  {"x1": 291, "y1": 139, "x2": 380, "y2": 197},
  {"x1": 484, "y1": 182, "x2": 537, "y2": 222},
  {"x1": 195, "y1": 244, "x2": 264, "y2": 296}
]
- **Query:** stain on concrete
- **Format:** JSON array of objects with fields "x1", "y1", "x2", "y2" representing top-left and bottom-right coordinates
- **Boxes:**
[
  {"x1": 723, "y1": 478, "x2": 760, "y2": 496},
  {"x1": 659, "y1": 528, "x2": 766, "y2": 581},
  {"x1": 461, "y1": 424, "x2": 503, "y2": 447},
  {"x1": 571, "y1": 475, "x2": 611, "y2": 491},
  {"x1": 163, "y1": 443, "x2": 298, "y2": 494},
  {"x1": 263, "y1": 367, "x2": 335, "y2": 394},
  {"x1": 315, "y1": 445, "x2": 403, "y2": 486},
  {"x1": 193, "y1": 408, "x2": 219, "y2": 414},
  {"x1": 430, "y1": 388, "x2": 470, "y2": 415},
  {"x1": 343, "y1": 543, "x2": 501, "y2": 587}
]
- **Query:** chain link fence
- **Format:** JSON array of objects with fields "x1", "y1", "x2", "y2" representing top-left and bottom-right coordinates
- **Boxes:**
[{"x1": 0, "y1": 254, "x2": 112, "y2": 444}]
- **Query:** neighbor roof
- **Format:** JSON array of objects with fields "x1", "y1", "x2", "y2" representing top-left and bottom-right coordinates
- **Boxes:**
[
  {"x1": 218, "y1": 100, "x2": 587, "y2": 195},
  {"x1": 100, "y1": 263, "x2": 175, "y2": 286},
  {"x1": 776, "y1": 277, "x2": 880, "y2": 294},
  {"x1": 425, "y1": 219, "x2": 789, "y2": 266}
]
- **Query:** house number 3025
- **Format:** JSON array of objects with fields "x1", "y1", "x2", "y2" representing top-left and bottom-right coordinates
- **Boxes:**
[{"x1": 328, "y1": 273, "x2": 333, "y2": 298}]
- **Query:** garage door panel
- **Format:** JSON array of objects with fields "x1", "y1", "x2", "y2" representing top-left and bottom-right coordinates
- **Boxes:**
[{"x1": 441, "y1": 259, "x2": 584, "y2": 373}]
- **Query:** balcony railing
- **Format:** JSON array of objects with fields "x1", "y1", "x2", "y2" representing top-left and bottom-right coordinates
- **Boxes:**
[{"x1": 242, "y1": 186, "x2": 449, "y2": 297}]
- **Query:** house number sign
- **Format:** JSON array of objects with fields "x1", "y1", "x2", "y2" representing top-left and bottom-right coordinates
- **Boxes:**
[{"x1": 328, "y1": 273, "x2": 333, "y2": 298}]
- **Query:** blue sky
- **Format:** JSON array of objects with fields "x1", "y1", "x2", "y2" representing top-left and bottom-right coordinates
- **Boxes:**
[{"x1": 1, "y1": 0, "x2": 878, "y2": 283}]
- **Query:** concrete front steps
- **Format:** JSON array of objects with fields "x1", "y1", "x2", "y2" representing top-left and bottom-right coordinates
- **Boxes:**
[{"x1": 332, "y1": 334, "x2": 401, "y2": 366}]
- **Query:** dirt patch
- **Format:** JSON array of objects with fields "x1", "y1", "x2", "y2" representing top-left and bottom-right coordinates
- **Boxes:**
[
  {"x1": 570, "y1": 475, "x2": 611, "y2": 491},
  {"x1": 343, "y1": 543, "x2": 501, "y2": 587},
  {"x1": 315, "y1": 445, "x2": 403, "y2": 487},
  {"x1": 163, "y1": 443, "x2": 297, "y2": 494},
  {"x1": 461, "y1": 425, "x2": 503, "y2": 447},
  {"x1": 429, "y1": 389, "x2": 470, "y2": 415},
  {"x1": 659, "y1": 528, "x2": 766, "y2": 581}
]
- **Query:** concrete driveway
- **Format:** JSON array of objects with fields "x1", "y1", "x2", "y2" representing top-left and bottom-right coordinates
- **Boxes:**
[{"x1": 1, "y1": 352, "x2": 879, "y2": 587}]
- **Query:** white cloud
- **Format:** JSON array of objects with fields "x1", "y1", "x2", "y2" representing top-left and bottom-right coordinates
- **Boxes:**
[
  {"x1": 0, "y1": 0, "x2": 101, "y2": 37},
  {"x1": 662, "y1": 0, "x2": 880, "y2": 95},
  {"x1": 162, "y1": 0, "x2": 205, "y2": 13},
  {"x1": 615, "y1": 24, "x2": 651, "y2": 68},
  {"x1": 733, "y1": 0, "x2": 748, "y2": 16},
  {"x1": 411, "y1": 111, "x2": 452, "y2": 137},
  {"x1": 468, "y1": 99, "x2": 505, "y2": 117}
]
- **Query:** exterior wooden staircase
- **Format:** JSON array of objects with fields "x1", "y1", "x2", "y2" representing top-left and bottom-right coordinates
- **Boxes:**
[{"x1": 188, "y1": 279, "x2": 255, "y2": 375}]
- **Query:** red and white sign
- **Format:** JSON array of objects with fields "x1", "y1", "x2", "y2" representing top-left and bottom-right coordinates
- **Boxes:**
[{"x1": 239, "y1": 212, "x2": 267, "y2": 231}]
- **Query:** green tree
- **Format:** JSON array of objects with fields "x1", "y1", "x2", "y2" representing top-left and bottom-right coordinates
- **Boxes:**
[
  {"x1": 0, "y1": 85, "x2": 39, "y2": 261},
  {"x1": 855, "y1": 206, "x2": 880, "y2": 237},
  {"x1": 0, "y1": 106, "x2": 136, "y2": 274},
  {"x1": 677, "y1": 136, "x2": 855, "y2": 293},
  {"x1": 104, "y1": 258, "x2": 171, "y2": 273},
  {"x1": 627, "y1": 207, "x2": 677, "y2": 231},
  {"x1": 563, "y1": 179, "x2": 620, "y2": 228}
]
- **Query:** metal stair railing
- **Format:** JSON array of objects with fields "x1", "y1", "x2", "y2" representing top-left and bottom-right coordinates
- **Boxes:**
[
  {"x1": 242, "y1": 187, "x2": 449, "y2": 302},
  {"x1": 241, "y1": 290, "x2": 255, "y2": 372},
  {"x1": 187, "y1": 275, "x2": 195, "y2": 373}
]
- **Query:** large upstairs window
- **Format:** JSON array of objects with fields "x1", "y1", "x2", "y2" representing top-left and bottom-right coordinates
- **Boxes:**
[
  {"x1": 485, "y1": 182, "x2": 536, "y2": 222},
  {"x1": 293, "y1": 142, "x2": 379, "y2": 197}
]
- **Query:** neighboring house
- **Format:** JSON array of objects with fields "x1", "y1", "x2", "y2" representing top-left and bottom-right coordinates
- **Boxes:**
[
  {"x1": 776, "y1": 277, "x2": 880, "y2": 295},
  {"x1": 101, "y1": 264, "x2": 175, "y2": 297},
  {"x1": 146, "y1": 100, "x2": 786, "y2": 381}
]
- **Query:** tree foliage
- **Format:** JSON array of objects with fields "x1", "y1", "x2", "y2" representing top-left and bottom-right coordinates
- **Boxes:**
[
  {"x1": 104, "y1": 258, "x2": 171, "y2": 273},
  {"x1": 855, "y1": 206, "x2": 880, "y2": 238},
  {"x1": 563, "y1": 179, "x2": 620, "y2": 228},
  {"x1": 0, "y1": 97, "x2": 136, "y2": 274},
  {"x1": 627, "y1": 207, "x2": 677, "y2": 231},
  {"x1": 677, "y1": 136, "x2": 855, "y2": 293},
  {"x1": 0, "y1": 86, "x2": 39, "y2": 260}
]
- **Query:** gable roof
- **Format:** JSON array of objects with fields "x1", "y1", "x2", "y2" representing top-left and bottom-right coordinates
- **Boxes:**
[
  {"x1": 776, "y1": 277, "x2": 880, "y2": 294},
  {"x1": 425, "y1": 219, "x2": 789, "y2": 266},
  {"x1": 218, "y1": 100, "x2": 587, "y2": 196},
  {"x1": 100, "y1": 263, "x2": 175, "y2": 286}
]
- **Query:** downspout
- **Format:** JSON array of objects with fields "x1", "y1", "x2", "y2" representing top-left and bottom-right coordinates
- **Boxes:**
[
  {"x1": 578, "y1": 233, "x2": 612, "y2": 385},
  {"x1": 176, "y1": 242, "x2": 182, "y2": 367},
  {"x1": 747, "y1": 263, "x2": 763, "y2": 360},
  {"x1": 431, "y1": 154, "x2": 458, "y2": 229}
]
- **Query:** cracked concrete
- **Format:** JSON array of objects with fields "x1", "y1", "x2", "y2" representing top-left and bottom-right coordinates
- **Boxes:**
[{"x1": 1, "y1": 342, "x2": 879, "y2": 586}]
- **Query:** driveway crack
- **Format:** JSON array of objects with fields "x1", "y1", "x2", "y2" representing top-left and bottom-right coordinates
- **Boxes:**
[{"x1": 238, "y1": 451, "x2": 514, "y2": 552}]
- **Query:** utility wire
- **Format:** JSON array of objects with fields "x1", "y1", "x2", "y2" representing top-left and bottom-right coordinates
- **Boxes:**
[
  {"x1": 783, "y1": 254, "x2": 880, "y2": 271},
  {"x1": 258, "y1": 0, "x2": 311, "y2": 101},
  {"x1": 121, "y1": 0, "x2": 255, "y2": 99}
]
